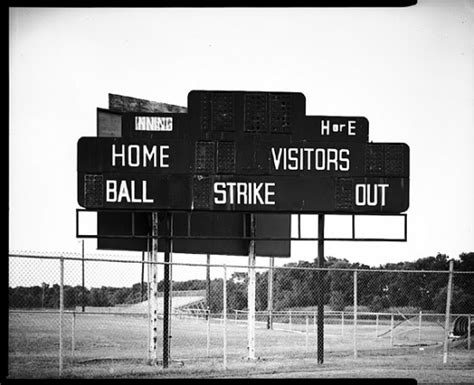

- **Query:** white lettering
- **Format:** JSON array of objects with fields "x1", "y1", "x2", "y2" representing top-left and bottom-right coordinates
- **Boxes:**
[
  {"x1": 271, "y1": 148, "x2": 283, "y2": 170},
  {"x1": 304, "y1": 148, "x2": 313, "y2": 170},
  {"x1": 253, "y1": 182, "x2": 264, "y2": 205},
  {"x1": 265, "y1": 183, "x2": 276, "y2": 205},
  {"x1": 117, "y1": 181, "x2": 131, "y2": 202},
  {"x1": 213, "y1": 182, "x2": 276, "y2": 206},
  {"x1": 327, "y1": 149, "x2": 339, "y2": 171},
  {"x1": 321, "y1": 120, "x2": 330, "y2": 135},
  {"x1": 320, "y1": 119, "x2": 358, "y2": 136},
  {"x1": 271, "y1": 147, "x2": 351, "y2": 172},
  {"x1": 287, "y1": 148, "x2": 298, "y2": 171},
  {"x1": 355, "y1": 183, "x2": 390, "y2": 207},
  {"x1": 379, "y1": 184, "x2": 389, "y2": 206},
  {"x1": 111, "y1": 144, "x2": 169, "y2": 168},
  {"x1": 128, "y1": 145, "x2": 140, "y2": 167},
  {"x1": 355, "y1": 184, "x2": 366, "y2": 206},
  {"x1": 339, "y1": 149, "x2": 350, "y2": 171},
  {"x1": 237, "y1": 183, "x2": 248, "y2": 205},
  {"x1": 135, "y1": 116, "x2": 173, "y2": 131},
  {"x1": 348, "y1": 120, "x2": 356, "y2": 135},
  {"x1": 315, "y1": 149, "x2": 326, "y2": 170},
  {"x1": 135, "y1": 117, "x2": 146, "y2": 131},
  {"x1": 105, "y1": 180, "x2": 154, "y2": 203},
  {"x1": 160, "y1": 145, "x2": 169, "y2": 168},
  {"x1": 112, "y1": 145, "x2": 125, "y2": 167},
  {"x1": 143, "y1": 145, "x2": 157, "y2": 167},
  {"x1": 321, "y1": 120, "x2": 331, "y2": 135},
  {"x1": 227, "y1": 182, "x2": 236, "y2": 204},
  {"x1": 106, "y1": 180, "x2": 117, "y2": 202},
  {"x1": 214, "y1": 182, "x2": 226, "y2": 204}
]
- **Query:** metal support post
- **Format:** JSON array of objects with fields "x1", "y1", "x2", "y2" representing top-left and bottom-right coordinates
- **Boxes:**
[
  {"x1": 81, "y1": 240, "x2": 85, "y2": 312},
  {"x1": 59, "y1": 257, "x2": 64, "y2": 377},
  {"x1": 353, "y1": 270, "x2": 357, "y2": 359},
  {"x1": 267, "y1": 257, "x2": 274, "y2": 330},
  {"x1": 317, "y1": 214, "x2": 325, "y2": 364},
  {"x1": 148, "y1": 211, "x2": 159, "y2": 365},
  {"x1": 443, "y1": 260, "x2": 454, "y2": 364},
  {"x1": 206, "y1": 254, "x2": 211, "y2": 320},
  {"x1": 223, "y1": 264, "x2": 228, "y2": 369},
  {"x1": 247, "y1": 214, "x2": 256, "y2": 360},
  {"x1": 141, "y1": 251, "x2": 145, "y2": 302},
  {"x1": 163, "y1": 212, "x2": 171, "y2": 369}
]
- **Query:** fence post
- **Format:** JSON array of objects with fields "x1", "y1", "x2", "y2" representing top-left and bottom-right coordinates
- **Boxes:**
[
  {"x1": 305, "y1": 315, "x2": 309, "y2": 350},
  {"x1": 468, "y1": 314, "x2": 471, "y2": 351},
  {"x1": 267, "y1": 257, "x2": 274, "y2": 330},
  {"x1": 289, "y1": 310, "x2": 292, "y2": 331},
  {"x1": 418, "y1": 310, "x2": 422, "y2": 342},
  {"x1": 353, "y1": 270, "x2": 357, "y2": 360},
  {"x1": 390, "y1": 313, "x2": 394, "y2": 347},
  {"x1": 59, "y1": 256, "x2": 64, "y2": 377},
  {"x1": 314, "y1": 311, "x2": 317, "y2": 333},
  {"x1": 223, "y1": 264, "x2": 227, "y2": 370},
  {"x1": 443, "y1": 260, "x2": 454, "y2": 364},
  {"x1": 206, "y1": 309, "x2": 211, "y2": 357},
  {"x1": 341, "y1": 311, "x2": 344, "y2": 338},
  {"x1": 71, "y1": 311, "x2": 76, "y2": 359},
  {"x1": 375, "y1": 313, "x2": 379, "y2": 339}
]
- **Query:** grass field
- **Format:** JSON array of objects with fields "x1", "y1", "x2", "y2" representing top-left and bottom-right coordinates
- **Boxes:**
[{"x1": 8, "y1": 310, "x2": 474, "y2": 381}]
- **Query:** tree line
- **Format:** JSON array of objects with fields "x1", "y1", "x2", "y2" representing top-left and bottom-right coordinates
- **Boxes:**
[{"x1": 9, "y1": 253, "x2": 474, "y2": 314}]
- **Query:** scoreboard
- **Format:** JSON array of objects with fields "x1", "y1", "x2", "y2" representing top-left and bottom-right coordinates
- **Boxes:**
[{"x1": 78, "y1": 90, "x2": 409, "y2": 214}]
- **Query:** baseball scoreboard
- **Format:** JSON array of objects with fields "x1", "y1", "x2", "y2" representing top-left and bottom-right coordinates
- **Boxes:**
[{"x1": 78, "y1": 91, "x2": 409, "y2": 214}]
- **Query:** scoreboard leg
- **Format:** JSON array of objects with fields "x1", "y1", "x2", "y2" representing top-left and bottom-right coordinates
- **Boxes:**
[
  {"x1": 247, "y1": 214, "x2": 256, "y2": 360},
  {"x1": 148, "y1": 211, "x2": 159, "y2": 365},
  {"x1": 163, "y1": 212, "x2": 171, "y2": 368},
  {"x1": 317, "y1": 214, "x2": 325, "y2": 364}
]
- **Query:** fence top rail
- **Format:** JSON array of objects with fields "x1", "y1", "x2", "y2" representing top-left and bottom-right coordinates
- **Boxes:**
[
  {"x1": 8, "y1": 252, "x2": 474, "y2": 275},
  {"x1": 8, "y1": 309, "x2": 474, "y2": 318}
]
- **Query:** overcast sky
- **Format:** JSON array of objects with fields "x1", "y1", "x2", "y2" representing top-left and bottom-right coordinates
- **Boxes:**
[{"x1": 9, "y1": 3, "x2": 474, "y2": 287}]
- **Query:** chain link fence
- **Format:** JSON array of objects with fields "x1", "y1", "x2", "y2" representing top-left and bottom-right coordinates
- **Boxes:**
[{"x1": 8, "y1": 251, "x2": 474, "y2": 378}]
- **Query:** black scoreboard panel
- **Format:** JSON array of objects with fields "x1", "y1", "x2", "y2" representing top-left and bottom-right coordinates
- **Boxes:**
[
  {"x1": 97, "y1": 211, "x2": 291, "y2": 256},
  {"x1": 82, "y1": 89, "x2": 409, "y2": 253},
  {"x1": 79, "y1": 172, "x2": 409, "y2": 213},
  {"x1": 78, "y1": 136, "x2": 408, "y2": 178}
]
